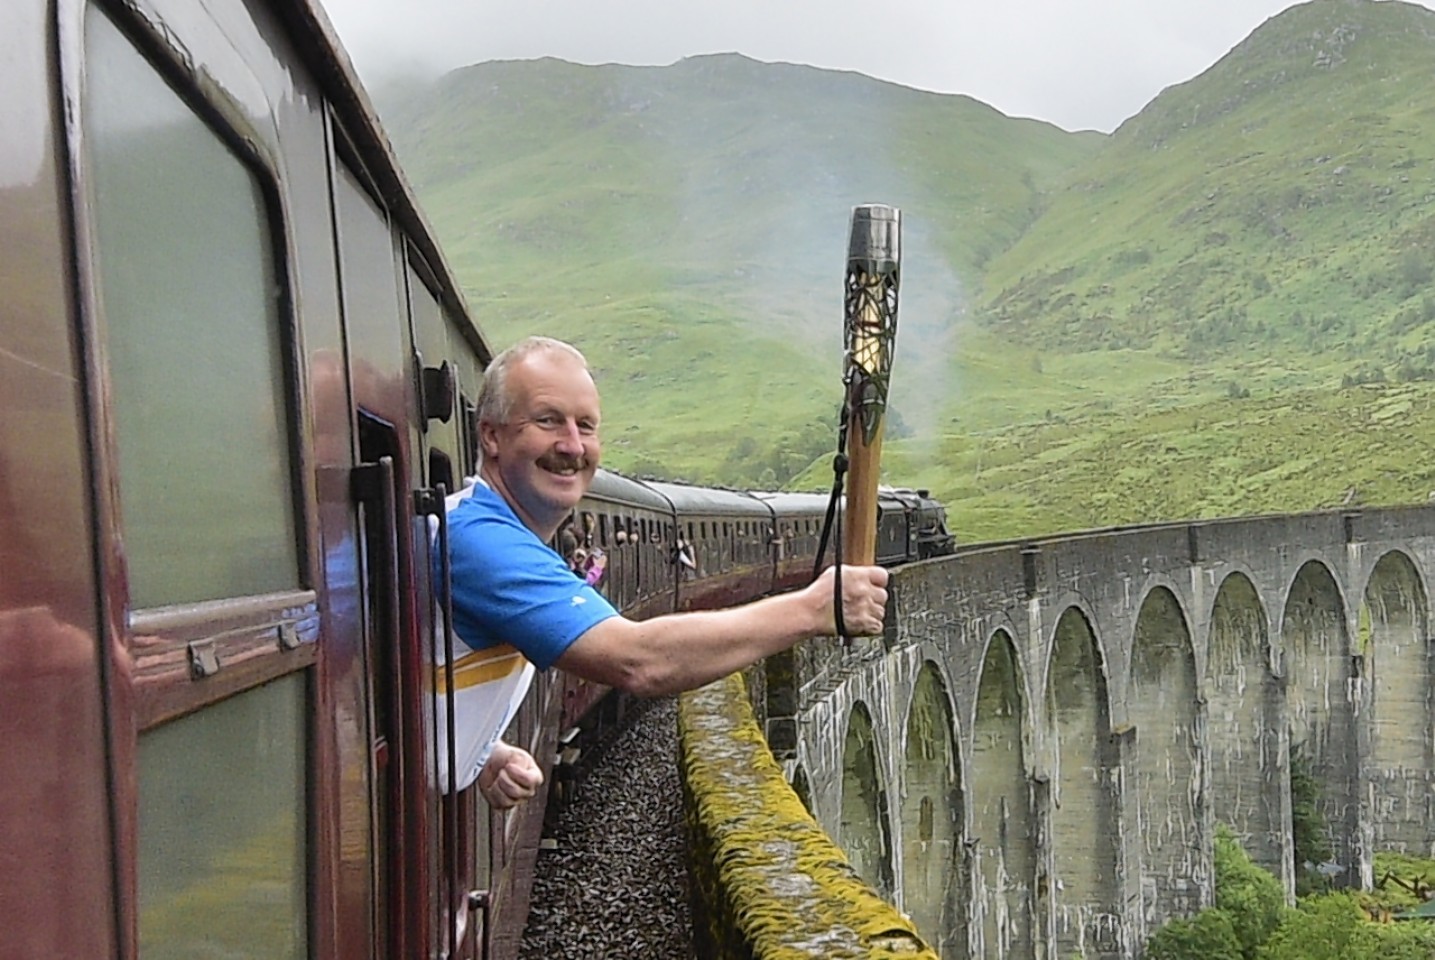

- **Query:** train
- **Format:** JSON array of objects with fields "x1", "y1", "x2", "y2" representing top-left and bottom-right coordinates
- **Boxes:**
[
  {"x1": 0, "y1": 1, "x2": 952, "y2": 959},
  {"x1": 549, "y1": 473, "x2": 955, "y2": 755}
]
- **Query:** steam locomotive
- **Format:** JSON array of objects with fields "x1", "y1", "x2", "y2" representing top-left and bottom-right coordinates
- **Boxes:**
[{"x1": 0, "y1": 1, "x2": 951, "y2": 959}]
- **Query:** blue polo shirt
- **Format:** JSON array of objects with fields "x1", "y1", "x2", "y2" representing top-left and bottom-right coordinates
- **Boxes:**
[{"x1": 445, "y1": 481, "x2": 618, "y2": 669}]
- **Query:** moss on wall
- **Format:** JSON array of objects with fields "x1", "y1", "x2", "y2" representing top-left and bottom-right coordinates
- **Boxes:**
[{"x1": 678, "y1": 672, "x2": 937, "y2": 959}]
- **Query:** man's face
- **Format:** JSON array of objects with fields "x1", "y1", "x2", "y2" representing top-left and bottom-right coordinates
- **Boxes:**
[{"x1": 479, "y1": 349, "x2": 601, "y2": 537}]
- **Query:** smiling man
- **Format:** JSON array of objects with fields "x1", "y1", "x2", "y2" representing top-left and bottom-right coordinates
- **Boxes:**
[{"x1": 441, "y1": 336, "x2": 889, "y2": 807}]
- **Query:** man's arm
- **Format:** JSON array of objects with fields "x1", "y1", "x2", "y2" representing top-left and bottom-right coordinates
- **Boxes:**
[{"x1": 553, "y1": 564, "x2": 888, "y2": 697}]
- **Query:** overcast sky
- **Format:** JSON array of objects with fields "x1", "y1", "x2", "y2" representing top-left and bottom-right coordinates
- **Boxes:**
[{"x1": 320, "y1": 0, "x2": 1435, "y2": 133}]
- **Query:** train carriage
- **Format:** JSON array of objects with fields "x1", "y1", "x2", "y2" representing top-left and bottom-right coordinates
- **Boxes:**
[
  {"x1": 752, "y1": 490, "x2": 839, "y2": 590},
  {"x1": 2, "y1": 0, "x2": 533, "y2": 957},
  {"x1": 642, "y1": 480, "x2": 777, "y2": 611},
  {"x1": 1, "y1": 2, "x2": 956, "y2": 958},
  {"x1": 575, "y1": 468, "x2": 679, "y2": 621}
]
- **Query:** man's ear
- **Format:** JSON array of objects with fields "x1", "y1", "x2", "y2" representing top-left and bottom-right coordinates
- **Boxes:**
[{"x1": 479, "y1": 420, "x2": 501, "y2": 460}]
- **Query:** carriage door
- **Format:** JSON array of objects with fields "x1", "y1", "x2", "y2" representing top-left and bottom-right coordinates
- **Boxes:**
[
  {"x1": 405, "y1": 258, "x2": 490, "y2": 960},
  {"x1": 331, "y1": 153, "x2": 433, "y2": 960},
  {"x1": 79, "y1": 7, "x2": 311, "y2": 958}
]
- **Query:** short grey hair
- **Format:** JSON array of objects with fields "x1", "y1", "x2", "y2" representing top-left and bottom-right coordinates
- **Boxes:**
[{"x1": 476, "y1": 336, "x2": 590, "y2": 427}]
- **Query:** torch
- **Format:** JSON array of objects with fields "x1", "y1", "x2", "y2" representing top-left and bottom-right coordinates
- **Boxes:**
[{"x1": 841, "y1": 204, "x2": 901, "y2": 566}]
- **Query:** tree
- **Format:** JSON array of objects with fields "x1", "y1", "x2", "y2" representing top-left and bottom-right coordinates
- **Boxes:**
[
  {"x1": 1289, "y1": 743, "x2": 1333, "y2": 897},
  {"x1": 1213, "y1": 826, "x2": 1286, "y2": 958}
]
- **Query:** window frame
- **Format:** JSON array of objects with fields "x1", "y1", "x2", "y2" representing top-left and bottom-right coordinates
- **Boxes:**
[{"x1": 71, "y1": 1, "x2": 316, "y2": 732}]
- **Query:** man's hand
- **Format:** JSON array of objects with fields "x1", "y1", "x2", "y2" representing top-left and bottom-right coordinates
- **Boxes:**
[
  {"x1": 478, "y1": 740, "x2": 544, "y2": 809},
  {"x1": 812, "y1": 564, "x2": 889, "y2": 636}
]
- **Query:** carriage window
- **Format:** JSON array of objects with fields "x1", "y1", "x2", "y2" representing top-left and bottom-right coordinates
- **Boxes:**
[
  {"x1": 84, "y1": 7, "x2": 298, "y2": 609},
  {"x1": 460, "y1": 397, "x2": 478, "y2": 476},
  {"x1": 137, "y1": 674, "x2": 307, "y2": 959},
  {"x1": 429, "y1": 448, "x2": 454, "y2": 494}
]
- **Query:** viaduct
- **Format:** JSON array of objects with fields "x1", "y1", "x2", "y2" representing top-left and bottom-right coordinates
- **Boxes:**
[{"x1": 750, "y1": 505, "x2": 1435, "y2": 958}]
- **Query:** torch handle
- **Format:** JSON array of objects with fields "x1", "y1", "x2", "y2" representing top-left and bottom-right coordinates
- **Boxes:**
[{"x1": 843, "y1": 409, "x2": 884, "y2": 566}]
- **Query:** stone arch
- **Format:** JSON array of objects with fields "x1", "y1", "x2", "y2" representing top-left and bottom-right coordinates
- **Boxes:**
[
  {"x1": 1364, "y1": 550, "x2": 1432, "y2": 855},
  {"x1": 1205, "y1": 571, "x2": 1283, "y2": 877},
  {"x1": 790, "y1": 763, "x2": 812, "y2": 815},
  {"x1": 1046, "y1": 606, "x2": 1121, "y2": 959},
  {"x1": 1282, "y1": 559, "x2": 1356, "y2": 887},
  {"x1": 1129, "y1": 586, "x2": 1202, "y2": 930},
  {"x1": 971, "y1": 629, "x2": 1036, "y2": 960},
  {"x1": 900, "y1": 663, "x2": 966, "y2": 958},
  {"x1": 841, "y1": 701, "x2": 895, "y2": 898}
]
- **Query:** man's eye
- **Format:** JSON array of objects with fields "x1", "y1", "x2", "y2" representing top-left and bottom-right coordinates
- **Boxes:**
[
  {"x1": 578, "y1": 421, "x2": 598, "y2": 436},
  {"x1": 534, "y1": 415, "x2": 560, "y2": 428}
]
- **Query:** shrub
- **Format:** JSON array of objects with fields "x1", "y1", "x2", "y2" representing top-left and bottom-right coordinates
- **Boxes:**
[
  {"x1": 1253, "y1": 892, "x2": 1435, "y2": 960},
  {"x1": 1213, "y1": 826, "x2": 1287, "y2": 958},
  {"x1": 1145, "y1": 908, "x2": 1243, "y2": 960},
  {"x1": 1255, "y1": 893, "x2": 1365, "y2": 960}
]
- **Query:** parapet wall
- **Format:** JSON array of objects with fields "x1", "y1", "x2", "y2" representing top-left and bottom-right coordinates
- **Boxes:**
[{"x1": 677, "y1": 672, "x2": 936, "y2": 959}]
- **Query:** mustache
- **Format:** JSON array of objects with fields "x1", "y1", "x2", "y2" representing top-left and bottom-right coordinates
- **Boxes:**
[{"x1": 537, "y1": 452, "x2": 590, "y2": 472}]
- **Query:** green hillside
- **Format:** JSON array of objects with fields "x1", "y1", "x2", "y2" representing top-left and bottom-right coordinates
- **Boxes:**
[
  {"x1": 379, "y1": 0, "x2": 1435, "y2": 542},
  {"x1": 982, "y1": 0, "x2": 1435, "y2": 367},
  {"x1": 380, "y1": 54, "x2": 1100, "y2": 487}
]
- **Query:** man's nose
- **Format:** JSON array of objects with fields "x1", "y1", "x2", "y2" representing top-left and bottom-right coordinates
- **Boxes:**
[{"x1": 553, "y1": 419, "x2": 585, "y2": 453}]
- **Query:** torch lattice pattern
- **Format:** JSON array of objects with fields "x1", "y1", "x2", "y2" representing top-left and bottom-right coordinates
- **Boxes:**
[{"x1": 842, "y1": 268, "x2": 900, "y2": 445}]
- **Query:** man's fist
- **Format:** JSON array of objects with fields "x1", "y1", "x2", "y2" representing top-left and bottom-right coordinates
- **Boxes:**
[{"x1": 478, "y1": 740, "x2": 544, "y2": 809}]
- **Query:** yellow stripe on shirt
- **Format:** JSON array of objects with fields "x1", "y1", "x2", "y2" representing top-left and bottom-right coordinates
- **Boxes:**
[{"x1": 433, "y1": 643, "x2": 528, "y2": 694}]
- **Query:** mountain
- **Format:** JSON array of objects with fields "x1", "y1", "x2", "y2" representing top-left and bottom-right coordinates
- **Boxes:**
[
  {"x1": 379, "y1": 54, "x2": 1099, "y2": 486},
  {"x1": 377, "y1": 0, "x2": 1435, "y2": 540},
  {"x1": 981, "y1": 0, "x2": 1435, "y2": 368}
]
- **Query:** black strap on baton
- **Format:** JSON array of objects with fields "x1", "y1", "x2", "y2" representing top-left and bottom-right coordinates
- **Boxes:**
[{"x1": 814, "y1": 385, "x2": 855, "y2": 643}]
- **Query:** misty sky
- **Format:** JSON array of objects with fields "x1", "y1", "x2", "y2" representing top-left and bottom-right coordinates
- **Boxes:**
[{"x1": 320, "y1": 0, "x2": 1435, "y2": 133}]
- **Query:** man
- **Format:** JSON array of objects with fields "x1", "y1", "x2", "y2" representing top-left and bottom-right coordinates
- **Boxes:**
[{"x1": 448, "y1": 336, "x2": 890, "y2": 808}]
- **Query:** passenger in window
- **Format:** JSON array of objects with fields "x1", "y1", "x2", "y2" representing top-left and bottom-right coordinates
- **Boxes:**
[
  {"x1": 556, "y1": 518, "x2": 581, "y2": 570},
  {"x1": 437, "y1": 337, "x2": 888, "y2": 808},
  {"x1": 674, "y1": 538, "x2": 698, "y2": 579}
]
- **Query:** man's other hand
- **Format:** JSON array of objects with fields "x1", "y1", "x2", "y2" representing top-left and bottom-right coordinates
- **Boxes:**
[{"x1": 478, "y1": 740, "x2": 544, "y2": 809}]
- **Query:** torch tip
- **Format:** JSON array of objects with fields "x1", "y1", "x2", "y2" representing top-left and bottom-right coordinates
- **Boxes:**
[{"x1": 847, "y1": 204, "x2": 901, "y2": 273}]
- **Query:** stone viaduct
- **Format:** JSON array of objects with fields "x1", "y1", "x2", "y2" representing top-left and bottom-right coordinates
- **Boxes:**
[{"x1": 757, "y1": 505, "x2": 1435, "y2": 959}]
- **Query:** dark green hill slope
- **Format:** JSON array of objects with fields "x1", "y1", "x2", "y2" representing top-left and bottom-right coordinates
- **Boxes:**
[
  {"x1": 380, "y1": 54, "x2": 1100, "y2": 484},
  {"x1": 982, "y1": 0, "x2": 1435, "y2": 375}
]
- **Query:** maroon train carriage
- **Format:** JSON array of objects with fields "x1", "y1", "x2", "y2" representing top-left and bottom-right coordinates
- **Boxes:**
[
  {"x1": 573, "y1": 468, "x2": 680, "y2": 625},
  {"x1": 0, "y1": 0, "x2": 553, "y2": 958},
  {"x1": 751, "y1": 490, "x2": 839, "y2": 589},
  {"x1": 641, "y1": 480, "x2": 780, "y2": 612}
]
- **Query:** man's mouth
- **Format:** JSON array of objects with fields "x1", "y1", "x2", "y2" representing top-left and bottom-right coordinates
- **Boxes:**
[{"x1": 538, "y1": 455, "x2": 587, "y2": 477}]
